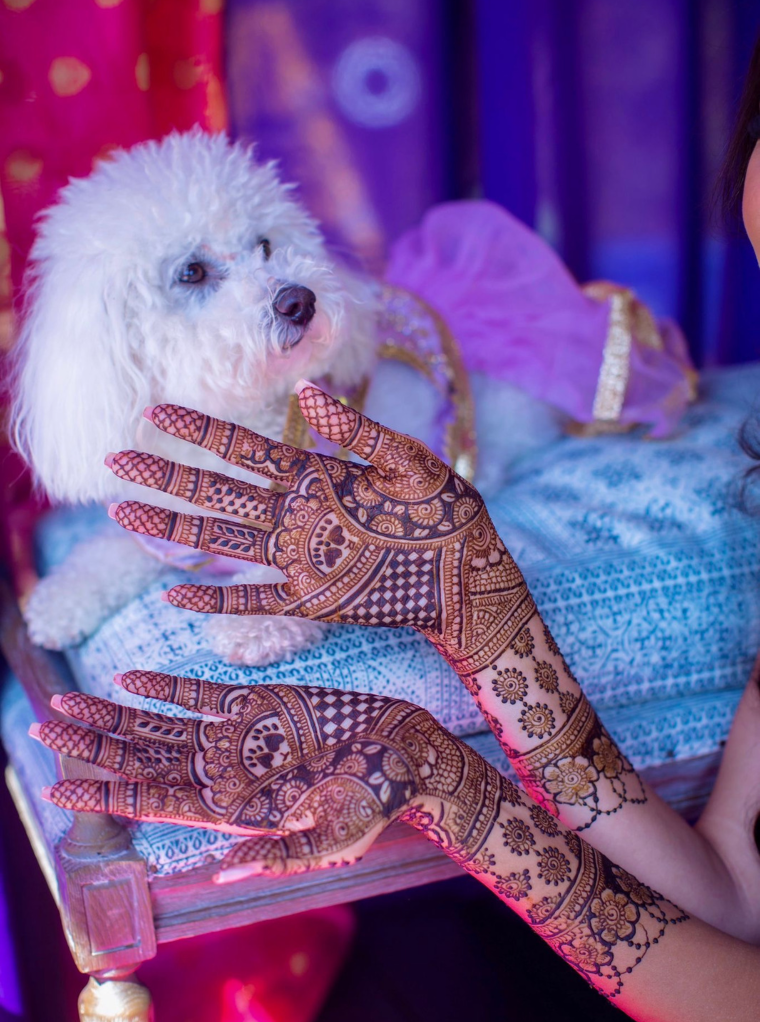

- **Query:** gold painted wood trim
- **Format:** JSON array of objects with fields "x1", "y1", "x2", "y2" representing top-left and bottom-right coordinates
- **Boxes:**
[
  {"x1": 379, "y1": 285, "x2": 477, "y2": 480},
  {"x1": 585, "y1": 284, "x2": 634, "y2": 423}
]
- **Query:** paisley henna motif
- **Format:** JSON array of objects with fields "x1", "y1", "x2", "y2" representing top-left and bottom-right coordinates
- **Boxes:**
[{"x1": 108, "y1": 384, "x2": 535, "y2": 671}]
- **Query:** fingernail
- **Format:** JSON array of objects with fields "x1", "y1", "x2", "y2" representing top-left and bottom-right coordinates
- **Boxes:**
[
  {"x1": 294, "y1": 378, "x2": 318, "y2": 395},
  {"x1": 104, "y1": 452, "x2": 115, "y2": 468},
  {"x1": 50, "y1": 694, "x2": 64, "y2": 711},
  {"x1": 107, "y1": 502, "x2": 120, "y2": 520},
  {"x1": 40, "y1": 786, "x2": 53, "y2": 802},
  {"x1": 160, "y1": 591, "x2": 171, "y2": 603},
  {"x1": 213, "y1": 865, "x2": 256, "y2": 885},
  {"x1": 28, "y1": 723, "x2": 42, "y2": 741},
  {"x1": 143, "y1": 406, "x2": 156, "y2": 422},
  {"x1": 113, "y1": 673, "x2": 124, "y2": 687}
]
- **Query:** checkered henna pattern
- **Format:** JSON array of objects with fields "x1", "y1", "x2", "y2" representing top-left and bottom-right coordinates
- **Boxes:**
[{"x1": 110, "y1": 384, "x2": 535, "y2": 675}]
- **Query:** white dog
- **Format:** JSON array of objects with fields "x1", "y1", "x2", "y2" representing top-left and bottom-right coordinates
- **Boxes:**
[
  {"x1": 12, "y1": 130, "x2": 561, "y2": 665},
  {"x1": 12, "y1": 129, "x2": 386, "y2": 663}
]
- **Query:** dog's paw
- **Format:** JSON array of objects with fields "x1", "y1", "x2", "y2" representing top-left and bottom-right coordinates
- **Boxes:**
[
  {"x1": 23, "y1": 531, "x2": 166, "y2": 649},
  {"x1": 204, "y1": 614, "x2": 326, "y2": 666},
  {"x1": 24, "y1": 573, "x2": 111, "y2": 649}
]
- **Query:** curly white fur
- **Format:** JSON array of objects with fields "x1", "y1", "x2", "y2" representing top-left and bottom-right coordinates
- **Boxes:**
[{"x1": 12, "y1": 130, "x2": 378, "y2": 661}]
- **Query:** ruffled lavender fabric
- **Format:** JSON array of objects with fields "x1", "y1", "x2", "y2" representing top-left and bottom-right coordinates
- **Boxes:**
[{"x1": 385, "y1": 200, "x2": 695, "y2": 436}]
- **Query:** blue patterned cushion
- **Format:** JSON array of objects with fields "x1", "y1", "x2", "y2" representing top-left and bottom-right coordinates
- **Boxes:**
[{"x1": 6, "y1": 363, "x2": 760, "y2": 874}]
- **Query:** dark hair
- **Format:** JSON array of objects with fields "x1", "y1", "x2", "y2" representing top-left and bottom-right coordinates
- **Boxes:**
[{"x1": 719, "y1": 33, "x2": 760, "y2": 226}]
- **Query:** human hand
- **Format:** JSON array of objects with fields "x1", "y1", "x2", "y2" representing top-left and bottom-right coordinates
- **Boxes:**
[
  {"x1": 106, "y1": 382, "x2": 534, "y2": 676},
  {"x1": 32, "y1": 672, "x2": 462, "y2": 881}
]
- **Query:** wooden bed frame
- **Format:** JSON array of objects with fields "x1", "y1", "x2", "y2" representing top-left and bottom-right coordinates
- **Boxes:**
[{"x1": 0, "y1": 581, "x2": 720, "y2": 1020}]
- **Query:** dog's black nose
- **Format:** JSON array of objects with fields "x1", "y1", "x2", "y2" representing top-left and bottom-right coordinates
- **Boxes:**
[{"x1": 274, "y1": 285, "x2": 316, "y2": 327}]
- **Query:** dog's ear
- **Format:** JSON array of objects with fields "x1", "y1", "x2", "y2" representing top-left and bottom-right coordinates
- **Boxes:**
[{"x1": 11, "y1": 255, "x2": 146, "y2": 504}]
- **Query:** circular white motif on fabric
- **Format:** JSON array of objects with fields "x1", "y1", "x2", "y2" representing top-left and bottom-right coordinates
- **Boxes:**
[{"x1": 331, "y1": 37, "x2": 421, "y2": 129}]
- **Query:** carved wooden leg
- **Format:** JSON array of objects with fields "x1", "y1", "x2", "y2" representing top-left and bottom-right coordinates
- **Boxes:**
[{"x1": 78, "y1": 974, "x2": 153, "y2": 1021}]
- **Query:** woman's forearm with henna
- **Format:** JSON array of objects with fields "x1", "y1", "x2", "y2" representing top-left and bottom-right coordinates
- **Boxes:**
[
  {"x1": 402, "y1": 739, "x2": 760, "y2": 1020},
  {"x1": 441, "y1": 601, "x2": 647, "y2": 832},
  {"x1": 439, "y1": 594, "x2": 755, "y2": 938}
]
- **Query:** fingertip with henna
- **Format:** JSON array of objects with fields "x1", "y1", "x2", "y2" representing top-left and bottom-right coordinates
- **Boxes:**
[{"x1": 160, "y1": 591, "x2": 171, "y2": 603}]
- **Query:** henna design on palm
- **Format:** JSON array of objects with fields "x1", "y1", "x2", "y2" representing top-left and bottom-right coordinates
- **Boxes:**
[
  {"x1": 36, "y1": 672, "x2": 494, "y2": 881},
  {"x1": 107, "y1": 384, "x2": 535, "y2": 674}
]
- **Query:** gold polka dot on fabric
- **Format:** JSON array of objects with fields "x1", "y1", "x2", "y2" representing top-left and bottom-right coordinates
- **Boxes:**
[
  {"x1": 200, "y1": 0, "x2": 224, "y2": 13},
  {"x1": 3, "y1": 0, "x2": 37, "y2": 11},
  {"x1": 173, "y1": 58, "x2": 204, "y2": 90},
  {"x1": 4, "y1": 149, "x2": 43, "y2": 187},
  {"x1": 205, "y1": 73, "x2": 227, "y2": 132},
  {"x1": 135, "y1": 52, "x2": 149, "y2": 91},
  {"x1": 289, "y1": 951, "x2": 309, "y2": 977},
  {"x1": 49, "y1": 57, "x2": 92, "y2": 97},
  {"x1": 94, "y1": 0, "x2": 124, "y2": 6},
  {"x1": 92, "y1": 143, "x2": 119, "y2": 168}
]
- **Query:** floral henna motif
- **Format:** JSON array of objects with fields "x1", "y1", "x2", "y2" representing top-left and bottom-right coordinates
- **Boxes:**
[
  {"x1": 461, "y1": 615, "x2": 647, "y2": 830},
  {"x1": 108, "y1": 384, "x2": 536, "y2": 671}
]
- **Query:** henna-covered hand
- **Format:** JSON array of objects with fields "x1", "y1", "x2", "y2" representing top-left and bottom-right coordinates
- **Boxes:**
[
  {"x1": 33, "y1": 675, "x2": 689, "y2": 1003},
  {"x1": 32, "y1": 672, "x2": 483, "y2": 882},
  {"x1": 106, "y1": 382, "x2": 535, "y2": 676}
]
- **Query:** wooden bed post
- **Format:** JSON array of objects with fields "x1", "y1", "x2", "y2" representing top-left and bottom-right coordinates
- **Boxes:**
[
  {"x1": 0, "y1": 585, "x2": 157, "y2": 1017},
  {"x1": 54, "y1": 759, "x2": 157, "y2": 1018}
]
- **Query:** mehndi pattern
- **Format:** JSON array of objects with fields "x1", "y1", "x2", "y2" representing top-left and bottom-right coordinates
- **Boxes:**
[
  {"x1": 39, "y1": 672, "x2": 498, "y2": 878},
  {"x1": 109, "y1": 385, "x2": 535, "y2": 669}
]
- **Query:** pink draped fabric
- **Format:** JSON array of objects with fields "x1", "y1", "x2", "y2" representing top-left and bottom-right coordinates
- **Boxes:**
[{"x1": 0, "y1": 0, "x2": 227, "y2": 596}]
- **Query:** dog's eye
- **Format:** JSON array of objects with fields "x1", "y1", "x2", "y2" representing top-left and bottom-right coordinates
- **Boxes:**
[
  {"x1": 177, "y1": 262, "x2": 207, "y2": 284},
  {"x1": 259, "y1": 238, "x2": 272, "y2": 260}
]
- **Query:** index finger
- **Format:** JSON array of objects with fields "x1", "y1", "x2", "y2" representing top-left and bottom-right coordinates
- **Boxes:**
[{"x1": 146, "y1": 404, "x2": 310, "y2": 484}]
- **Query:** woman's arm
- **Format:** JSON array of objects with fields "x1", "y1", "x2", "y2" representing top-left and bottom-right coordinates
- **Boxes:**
[
  {"x1": 35, "y1": 675, "x2": 760, "y2": 1021},
  {"x1": 103, "y1": 384, "x2": 758, "y2": 939}
]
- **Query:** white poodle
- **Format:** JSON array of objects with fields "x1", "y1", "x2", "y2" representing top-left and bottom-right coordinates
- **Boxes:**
[{"x1": 12, "y1": 129, "x2": 560, "y2": 665}]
